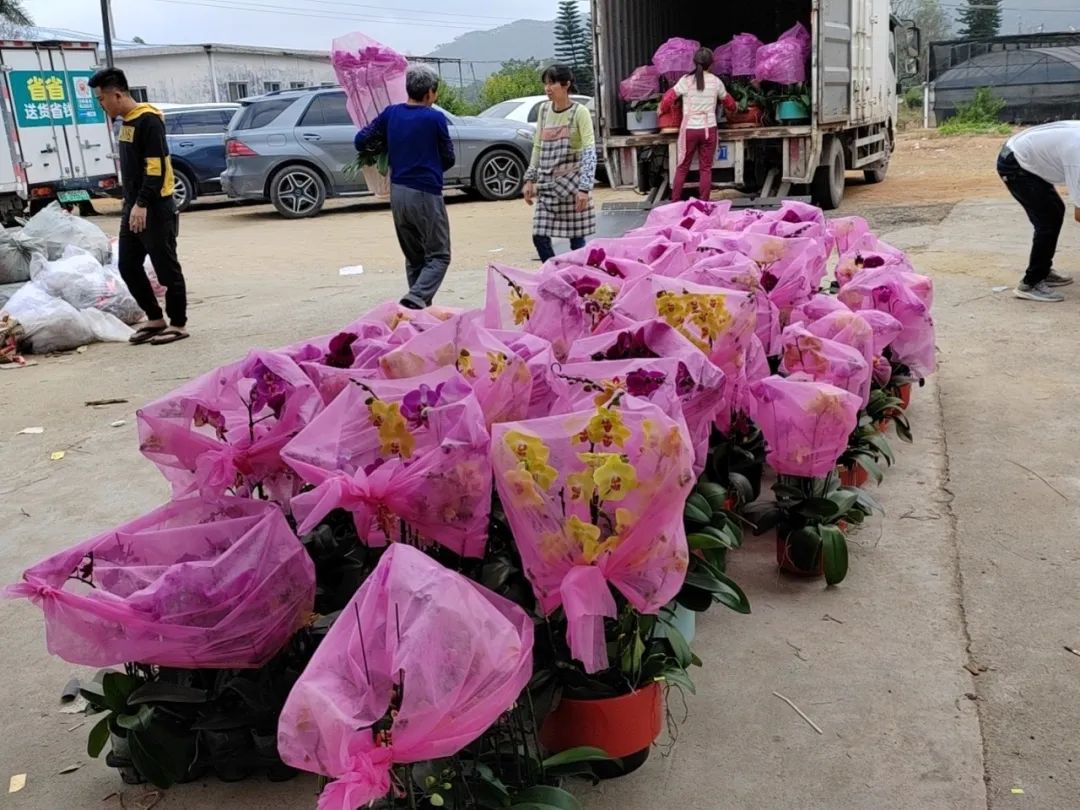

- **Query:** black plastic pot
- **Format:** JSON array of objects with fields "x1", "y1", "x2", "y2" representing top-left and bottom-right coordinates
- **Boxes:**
[{"x1": 202, "y1": 729, "x2": 254, "y2": 782}]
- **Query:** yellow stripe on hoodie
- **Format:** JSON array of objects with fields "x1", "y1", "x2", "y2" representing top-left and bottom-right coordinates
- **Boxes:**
[{"x1": 122, "y1": 103, "x2": 176, "y2": 198}]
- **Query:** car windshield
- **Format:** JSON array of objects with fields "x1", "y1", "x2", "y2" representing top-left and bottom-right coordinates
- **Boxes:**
[{"x1": 479, "y1": 101, "x2": 521, "y2": 119}]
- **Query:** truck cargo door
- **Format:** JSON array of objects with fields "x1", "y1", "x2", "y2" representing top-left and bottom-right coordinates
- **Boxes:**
[
  {"x1": 818, "y1": 0, "x2": 853, "y2": 123},
  {"x1": 0, "y1": 46, "x2": 71, "y2": 186},
  {"x1": 51, "y1": 47, "x2": 115, "y2": 183}
]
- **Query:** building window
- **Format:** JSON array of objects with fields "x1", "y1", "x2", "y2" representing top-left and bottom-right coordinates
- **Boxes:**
[
  {"x1": 227, "y1": 81, "x2": 250, "y2": 101},
  {"x1": 130, "y1": 86, "x2": 148, "y2": 102},
  {"x1": 290, "y1": 81, "x2": 306, "y2": 89},
  {"x1": 264, "y1": 81, "x2": 281, "y2": 93}
]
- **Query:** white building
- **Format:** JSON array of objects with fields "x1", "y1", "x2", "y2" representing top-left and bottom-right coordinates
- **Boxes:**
[{"x1": 113, "y1": 44, "x2": 336, "y2": 104}]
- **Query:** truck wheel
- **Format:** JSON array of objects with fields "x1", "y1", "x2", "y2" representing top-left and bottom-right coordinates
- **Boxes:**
[{"x1": 811, "y1": 138, "x2": 845, "y2": 210}]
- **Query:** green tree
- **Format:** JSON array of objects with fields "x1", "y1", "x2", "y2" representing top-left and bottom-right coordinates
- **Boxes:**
[
  {"x1": 0, "y1": 0, "x2": 31, "y2": 26},
  {"x1": 437, "y1": 81, "x2": 479, "y2": 117},
  {"x1": 479, "y1": 59, "x2": 544, "y2": 110},
  {"x1": 955, "y1": 0, "x2": 1001, "y2": 39},
  {"x1": 553, "y1": 0, "x2": 594, "y2": 96}
]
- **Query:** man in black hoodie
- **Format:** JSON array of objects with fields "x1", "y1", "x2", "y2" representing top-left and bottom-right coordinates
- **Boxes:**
[{"x1": 90, "y1": 68, "x2": 188, "y2": 345}]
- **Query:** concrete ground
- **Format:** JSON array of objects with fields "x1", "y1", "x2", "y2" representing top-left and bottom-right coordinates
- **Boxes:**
[{"x1": 2, "y1": 134, "x2": 1078, "y2": 809}]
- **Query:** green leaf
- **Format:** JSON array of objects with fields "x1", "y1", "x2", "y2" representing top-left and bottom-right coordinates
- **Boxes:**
[
  {"x1": 857, "y1": 455, "x2": 885, "y2": 485},
  {"x1": 658, "y1": 667, "x2": 697, "y2": 695},
  {"x1": 827, "y1": 490, "x2": 859, "y2": 516},
  {"x1": 742, "y1": 501, "x2": 780, "y2": 534},
  {"x1": 821, "y1": 525, "x2": 849, "y2": 586},
  {"x1": 687, "y1": 532, "x2": 732, "y2": 552},
  {"x1": 541, "y1": 746, "x2": 612, "y2": 769},
  {"x1": 101, "y1": 672, "x2": 141, "y2": 714},
  {"x1": 116, "y1": 705, "x2": 154, "y2": 732},
  {"x1": 795, "y1": 496, "x2": 842, "y2": 521},
  {"x1": 128, "y1": 721, "x2": 196, "y2": 790},
  {"x1": 676, "y1": 585, "x2": 715, "y2": 612},
  {"x1": 128, "y1": 683, "x2": 209, "y2": 706},
  {"x1": 511, "y1": 786, "x2": 583, "y2": 810},
  {"x1": 87, "y1": 714, "x2": 111, "y2": 758},
  {"x1": 727, "y1": 472, "x2": 755, "y2": 504},
  {"x1": 662, "y1": 621, "x2": 694, "y2": 669}
]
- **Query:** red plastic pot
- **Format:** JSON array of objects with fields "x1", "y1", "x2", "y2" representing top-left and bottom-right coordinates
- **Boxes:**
[
  {"x1": 724, "y1": 105, "x2": 764, "y2": 128},
  {"x1": 898, "y1": 383, "x2": 913, "y2": 410},
  {"x1": 540, "y1": 682, "x2": 663, "y2": 773},
  {"x1": 776, "y1": 528, "x2": 824, "y2": 578},
  {"x1": 838, "y1": 464, "x2": 869, "y2": 488}
]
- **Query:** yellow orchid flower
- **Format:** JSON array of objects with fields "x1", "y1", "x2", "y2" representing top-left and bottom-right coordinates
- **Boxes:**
[
  {"x1": 593, "y1": 455, "x2": 638, "y2": 502},
  {"x1": 567, "y1": 515, "x2": 614, "y2": 564},
  {"x1": 379, "y1": 422, "x2": 415, "y2": 459},
  {"x1": 504, "y1": 467, "x2": 545, "y2": 508},
  {"x1": 487, "y1": 351, "x2": 509, "y2": 381},
  {"x1": 456, "y1": 348, "x2": 476, "y2": 378},
  {"x1": 510, "y1": 287, "x2": 535, "y2": 325},
  {"x1": 566, "y1": 468, "x2": 596, "y2": 502},
  {"x1": 656, "y1": 291, "x2": 687, "y2": 327},
  {"x1": 806, "y1": 390, "x2": 849, "y2": 421},
  {"x1": 504, "y1": 430, "x2": 551, "y2": 467},
  {"x1": 614, "y1": 507, "x2": 636, "y2": 538},
  {"x1": 538, "y1": 527, "x2": 571, "y2": 562},
  {"x1": 585, "y1": 407, "x2": 632, "y2": 448},
  {"x1": 368, "y1": 399, "x2": 398, "y2": 428}
]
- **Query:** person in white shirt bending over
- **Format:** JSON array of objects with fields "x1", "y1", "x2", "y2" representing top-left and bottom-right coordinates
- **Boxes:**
[{"x1": 997, "y1": 122, "x2": 1080, "y2": 302}]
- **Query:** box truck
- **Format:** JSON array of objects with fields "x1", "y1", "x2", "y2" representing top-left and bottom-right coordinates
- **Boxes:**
[
  {"x1": 592, "y1": 0, "x2": 919, "y2": 209},
  {"x1": 0, "y1": 39, "x2": 119, "y2": 221}
]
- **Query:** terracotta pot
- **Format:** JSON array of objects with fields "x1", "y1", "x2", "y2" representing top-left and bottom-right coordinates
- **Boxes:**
[
  {"x1": 724, "y1": 105, "x2": 764, "y2": 128},
  {"x1": 540, "y1": 682, "x2": 663, "y2": 774},
  {"x1": 838, "y1": 464, "x2": 868, "y2": 488},
  {"x1": 776, "y1": 528, "x2": 824, "y2": 578},
  {"x1": 875, "y1": 418, "x2": 890, "y2": 434},
  {"x1": 898, "y1": 383, "x2": 913, "y2": 410}
]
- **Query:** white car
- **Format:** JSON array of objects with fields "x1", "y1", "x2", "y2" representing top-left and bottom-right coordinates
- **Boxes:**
[{"x1": 480, "y1": 95, "x2": 595, "y2": 125}]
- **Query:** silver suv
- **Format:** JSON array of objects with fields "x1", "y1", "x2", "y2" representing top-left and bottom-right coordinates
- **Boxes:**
[{"x1": 220, "y1": 87, "x2": 535, "y2": 218}]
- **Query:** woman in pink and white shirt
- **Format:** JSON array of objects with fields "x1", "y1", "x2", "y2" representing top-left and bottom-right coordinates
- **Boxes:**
[{"x1": 671, "y1": 47, "x2": 737, "y2": 202}]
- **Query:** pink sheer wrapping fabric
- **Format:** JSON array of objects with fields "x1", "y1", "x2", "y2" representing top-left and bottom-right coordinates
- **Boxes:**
[
  {"x1": 619, "y1": 65, "x2": 661, "y2": 101},
  {"x1": 711, "y1": 42, "x2": 734, "y2": 75},
  {"x1": 282, "y1": 368, "x2": 491, "y2": 558},
  {"x1": 838, "y1": 267, "x2": 937, "y2": 378},
  {"x1": 277, "y1": 544, "x2": 533, "y2": 810},
  {"x1": 137, "y1": 350, "x2": 324, "y2": 503},
  {"x1": 7, "y1": 497, "x2": 314, "y2": 668},
  {"x1": 750, "y1": 375, "x2": 861, "y2": 477},
  {"x1": 780, "y1": 323, "x2": 872, "y2": 405},
  {"x1": 652, "y1": 37, "x2": 701, "y2": 79},
  {"x1": 730, "y1": 34, "x2": 764, "y2": 76},
  {"x1": 377, "y1": 314, "x2": 533, "y2": 426},
  {"x1": 491, "y1": 399, "x2": 694, "y2": 672},
  {"x1": 331, "y1": 33, "x2": 408, "y2": 129}
]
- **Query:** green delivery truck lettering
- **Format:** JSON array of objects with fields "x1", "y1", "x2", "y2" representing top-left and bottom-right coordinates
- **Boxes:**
[{"x1": 10, "y1": 70, "x2": 104, "y2": 129}]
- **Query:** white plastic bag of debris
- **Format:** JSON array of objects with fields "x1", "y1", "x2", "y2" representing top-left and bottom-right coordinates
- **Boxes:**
[
  {"x1": 2, "y1": 281, "x2": 132, "y2": 353},
  {"x1": 0, "y1": 228, "x2": 47, "y2": 284},
  {"x1": 22, "y1": 201, "x2": 111, "y2": 264},
  {"x1": 30, "y1": 247, "x2": 144, "y2": 324}
]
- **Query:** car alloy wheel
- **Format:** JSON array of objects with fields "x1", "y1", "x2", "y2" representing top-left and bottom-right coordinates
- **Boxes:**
[
  {"x1": 276, "y1": 170, "x2": 323, "y2": 216},
  {"x1": 480, "y1": 153, "x2": 524, "y2": 199}
]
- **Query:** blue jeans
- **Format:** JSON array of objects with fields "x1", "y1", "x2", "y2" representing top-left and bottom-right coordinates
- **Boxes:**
[{"x1": 534, "y1": 235, "x2": 586, "y2": 262}]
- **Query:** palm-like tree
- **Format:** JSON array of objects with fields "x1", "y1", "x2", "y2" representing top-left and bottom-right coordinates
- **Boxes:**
[{"x1": 0, "y1": 0, "x2": 32, "y2": 27}]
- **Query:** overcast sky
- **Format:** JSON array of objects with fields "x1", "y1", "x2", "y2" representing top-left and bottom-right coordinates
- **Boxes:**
[
  {"x1": 24, "y1": 0, "x2": 576, "y2": 54},
  {"x1": 22, "y1": 0, "x2": 1080, "y2": 54}
]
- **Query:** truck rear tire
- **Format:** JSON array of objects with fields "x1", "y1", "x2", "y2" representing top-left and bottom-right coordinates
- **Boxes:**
[{"x1": 811, "y1": 138, "x2": 845, "y2": 211}]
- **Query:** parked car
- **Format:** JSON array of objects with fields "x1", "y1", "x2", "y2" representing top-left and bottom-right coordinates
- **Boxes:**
[
  {"x1": 160, "y1": 102, "x2": 240, "y2": 212},
  {"x1": 221, "y1": 87, "x2": 536, "y2": 218},
  {"x1": 480, "y1": 94, "x2": 594, "y2": 124}
]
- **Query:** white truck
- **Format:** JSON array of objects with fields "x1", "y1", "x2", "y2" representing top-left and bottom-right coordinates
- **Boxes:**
[
  {"x1": 592, "y1": 0, "x2": 919, "y2": 209},
  {"x1": 0, "y1": 40, "x2": 119, "y2": 222}
]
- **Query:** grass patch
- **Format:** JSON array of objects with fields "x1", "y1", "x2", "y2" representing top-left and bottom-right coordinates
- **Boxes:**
[{"x1": 937, "y1": 87, "x2": 1012, "y2": 137}]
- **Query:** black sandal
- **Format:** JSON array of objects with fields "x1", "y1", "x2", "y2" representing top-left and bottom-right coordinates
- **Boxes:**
[
  {"x1": 129, "y1": 325, "x2": 166, "y2": 345},
  {"x1": 149, "y1": 328, "x2": 190, "y2": 346}
]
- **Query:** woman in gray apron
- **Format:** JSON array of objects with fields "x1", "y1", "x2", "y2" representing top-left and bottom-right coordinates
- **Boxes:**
[{"x1": 523, "y1": 64, "x2": 597, "y2": 262}]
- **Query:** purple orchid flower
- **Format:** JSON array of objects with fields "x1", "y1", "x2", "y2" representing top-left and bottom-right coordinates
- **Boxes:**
[
  {"x1": 585, "y1": 247, "x2": 607, "y2": 268},
  {"x1": 249, "y1": 361, "x2": 290, "y2": 418},
  {"x1": 626, "y1": 369, "x2": 666, "y2": 397},
  {"x1": 571, "y1": 276, "x2": 602, "y2": 297},
  {"x1": 861, "y1": 254, "x2": 886, "y2": 269},
  {"x1": 363, "y1": 457, "x2": 387, "y2": 476},
  {"x1": 325, "y1": 332, "x2": 359, "y2": 369},
  {"x1": 193, "y1": 405, "x2": 227, "y2": 439},
  {"x1": 675, "y1": 362, "x2": 696, "y2": 397},
  {"x1": 591, "y1": 328, "x2": 660, "y2": 362},
  {"x1": 400, "y1": 382, "x2": 444, "y2": 429},
  {"x1": 761, "y1": 271, "x2": 779, "y2": 292}
]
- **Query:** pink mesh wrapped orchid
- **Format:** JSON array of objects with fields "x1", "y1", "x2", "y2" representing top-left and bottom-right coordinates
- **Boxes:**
[
  {"x1": 780, "y1": 323, "x2": 872, "y2": 405},
  {"x1": 277, "y1": 544, "x2": 532, "y2": 810},
  {"x1": 492, "y1": 398, "x2": 695, "y2": 672},
  {"x1": 7, "y1": 497, "x2": 314, "y2": 669},
  {"x1": 331, "y1": 33, "x2": 408, "y2": 129},
  {"x1": 750, "y1": 375, "x2": 861, "y2": 478},
  {"x1": 283, "y1": 368, "x2": 491, "y2": 558},
  {"x1": 137, "y1": 350, "x2": 324, "y2": 503}
]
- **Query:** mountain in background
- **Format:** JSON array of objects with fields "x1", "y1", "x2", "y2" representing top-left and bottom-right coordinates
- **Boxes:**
[{"x1": 424, "y1": 19, "x2": 555, "y2": 80}]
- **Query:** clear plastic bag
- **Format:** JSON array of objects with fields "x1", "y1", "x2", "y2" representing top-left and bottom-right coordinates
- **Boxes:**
[
  {"x1": 2, "y1": 281, "x2": 131, "y2": 353},
  {"x1": 22, "y1": 201, "x2": 110, "y2": 264},
  {"x1": 6, "y1": 496, "x2": 315, "y2": 669},
  {"x1": 0, "y1": 227, "x2": 46, "y2": 284},
  {"x1": 277, "y1": 544, "x2": 533, "y2": 810},
  {"x1": 30, "y1": 248, "x2": 143, "y2": 324}
]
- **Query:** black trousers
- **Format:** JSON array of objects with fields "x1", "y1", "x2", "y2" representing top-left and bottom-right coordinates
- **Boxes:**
[
  {"x1": 534, "y1": 235, "x2": 586, "y2": 263},
  {"x1": 997, "y1": 150, "x2": 1065, "y2": 286},
  {"x1": 118, "y1": 205, "x2": 187, "y2": 327}
]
